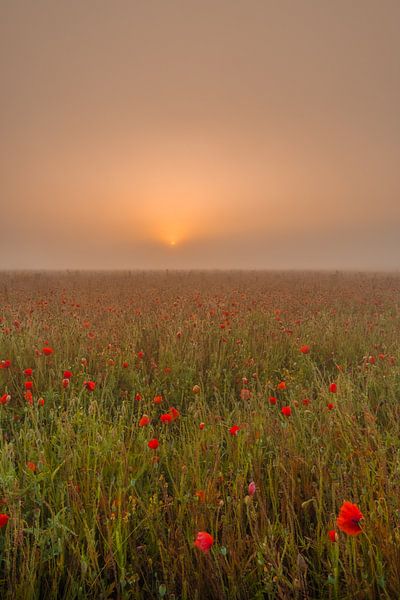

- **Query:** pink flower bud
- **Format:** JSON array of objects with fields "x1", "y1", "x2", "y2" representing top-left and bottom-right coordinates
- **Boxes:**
[{"x1": 248, "y1": 481, "x2": 256, "y2": 496}]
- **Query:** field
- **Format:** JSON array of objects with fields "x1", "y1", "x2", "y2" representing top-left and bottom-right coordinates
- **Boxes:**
[{"x1": 1, "y1": 270, "x2": 400, "y2": 599}]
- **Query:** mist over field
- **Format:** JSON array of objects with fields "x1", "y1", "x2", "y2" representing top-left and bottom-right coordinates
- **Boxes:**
[{"x1": 1, "y1": 0, "x2": 400, "y2": 271}]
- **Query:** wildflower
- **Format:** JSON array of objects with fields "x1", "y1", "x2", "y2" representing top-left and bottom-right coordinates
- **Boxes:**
[
  {"x1": 24, "y1": 381, "x2": 33, "y2": 390},
  {"x1": 27, "y1": 461, "x2": 37, "y2": 473},
  {"x1": 248, "y1": 481, "x2": 256, "y2": 496},
  {"x1": 122, "y1": 361, "x2": 129, "y2": 368},
  {"x1": 153, "y1": 395, "x2": 163, "y2": 404},
  {"x1": 229, "y1": 425, "x2": 240, "y2": 436},
  {"x1": 148, "y1": 438, "x2": 159, "y2": 450},
  {"x1": 160, "y1": 413, "x2": 172, "y2": 424},
  {"x1": 269, "y1": 396, "x2": 277, "y2": 405},
  {"x1": 194, "y1": 531, "x2": 214, "y2": 553},
  {"x1": 277, "y1": 381, "x2": 286, "y2": 391},
  {"x1": 329, "y1": 383, "x2": 337, "y2": 393},
  {"x1": 137, "y1": 351, "x2": 144, "y2": 360},
  {"x1": 0, "y1": 394, "x2": 10, "y2": 405},
  {"x1": 24, "y1": 368, "x2": 33, "y2": 376},
  {"x1": 337, "y1": 501, "x2": 363, "y2": 535},
  {"x1": 199, "y1": 422, "x2": 205, "y2": 430},
  {"x1": 281, "y1": 406, "x2": 291, "y2": 417},
  {"x1": 84, "y1": 381, "x2": 96, "y2": 392},
  {"x1": 62, "y1": 378, "x2": 70, "y2": 389},
  {"x1": 302, "y1": 398, "x2": 311, "y2": 406},
  {"x1": 300, "y1": 344, "x2": 310, "y2": 354},
  {"x1": 327, "y1": 402, "x2": 335, "y2": 410},
  {"x1": 328, "y1": 530, "x2": 338, "y2": 542},
  {"x1": 0, "y1": 514, "x2": 9, "y2": 528},
  {"x1": 63, "y1": 370, "x2": 72, "y2": 379},
  {"x1": 38, "y1": 398, "x2": 45, "y2": 407},
  {"x1": 169, "y1": 406, "x2": 180, "y2": 420},
  {"x1": 138, "y1": 415, "x2": 150, "y2": 427},
  {"x1": 42, "y1": 347, "x2": 53, "y2": 356},
  {"x1": 195, "y1": 490, "x2": 206, "y2": 502},
  {"x1": 135, "y1": 392, "x2": 142, "y2": 401}
]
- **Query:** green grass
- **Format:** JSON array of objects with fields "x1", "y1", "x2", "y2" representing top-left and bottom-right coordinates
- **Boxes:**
[{"x1": 0, "y1": 271, "x2": 400, "y2": 599}]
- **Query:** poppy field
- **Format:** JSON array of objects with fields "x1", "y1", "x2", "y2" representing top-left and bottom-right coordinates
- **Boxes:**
[{"x1": 1, "y1": 270, "x2": 400, "y2": 599}]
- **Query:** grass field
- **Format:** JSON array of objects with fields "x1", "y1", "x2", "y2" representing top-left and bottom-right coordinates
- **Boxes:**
[{"x1": 1, "y1": 271, "x2": 400, "y2": 599}]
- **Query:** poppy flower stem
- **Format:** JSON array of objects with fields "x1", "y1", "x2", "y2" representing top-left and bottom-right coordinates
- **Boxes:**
[{"x1": 331, "y1": 542, "x2": 340, "y2": 600}]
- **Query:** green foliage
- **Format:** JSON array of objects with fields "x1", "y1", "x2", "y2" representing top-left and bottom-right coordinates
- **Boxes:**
[{"x1": 0, "y1": 271, "x2": 399, "y2": 599}]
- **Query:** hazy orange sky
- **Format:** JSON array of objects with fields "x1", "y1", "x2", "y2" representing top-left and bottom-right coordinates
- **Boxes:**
[{"x1": 1, "y1": 1, "x2": 399, "y2": 269}]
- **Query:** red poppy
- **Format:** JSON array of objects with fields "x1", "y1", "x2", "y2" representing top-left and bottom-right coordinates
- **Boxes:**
[
  {"x1": 62, "y1": 378, "x2": 70, "y2": 389},
  {"x1": 137, "y1": 351, "x2": 144, "y2": 360},
  {"x1": 24, "y1": 381, "x2": 33, "y2": 390},
  {"x1": 277, "y1": 381, "x2": 286, "y2": 391},
  {"x1": 169, "y1": 406, "x2": 180, "y2": 420},
  {"x1": 328, "y1": 530, "x2": 338, "y2": 542},
  {"x1": 139, "y1": 415, "x2": 150, "y2": 427},
  {"x1": 148, "y1": 438, "x2": 159, "y2": 450},
  {"x1": 42, "y1": 347, "x2": 53, "y2": 356},
  {"x1": 0, "y1": 394, "x2": 9, "y2": 405},
  {"x1": 281, "y1": 406, "x2": 291, "y2": 417},
  {"x1": 122, "y1": 361, "x2": 129, "y2": 368},
  {"x1": 63, "y1": 370, "x2": 72, "y2": 379},
  {"x1": 38, "y1": 398, "x2": 45, "y2": 407},
  {"x1": 327, "y1": 402, "x2": 335, "y2": 410},
  {"x1": 160, "y1": 413, "x2": 172, "y2": 424},
  {"x1": 24, "y1": 391, "x2": 33, "y2": 405},
  {"x1": 84, "y1": 381, "x2": 96, "y2": 392},
  {"x1": 337, "y1": 501, "x2": 363, "y2": 535},
  {"x1": 199, "y1": 422, "x2": 205, "y2": 430},
  {"x1": 269, "y1": 396, "x2": 277, "y2": 405},
  {"x1": 24, "y1": 368, "x2": 33, "y2": 376},
  {"x1": 135, "y1": 392, "x2": 142, "y2": 401},
  {"x1": 229, "y1": 425, "x2": 240, "y2": 436},
  {"x1": 302, "y1": 398, "x2": 311, "y2": 406},
  {"x1": 0, "y1": 360, "x2": 11, "y2": 369},
  {"x1": 194, "y1": 531, "x2": 214, "y2": 553},
  {"x1": 329, "y1": 383, "x2": 337, "y2": 393},
  {"x1": 195, "y1": 490, "x2": 206, "y2": 502},
  {"x1": 300, "y1": 344, "x2": 310, "y2": 354},
  {"x1": 0, "y1": 514, "x2": 9, "y2": 528},
  {"x1": 153, "y1": 395, "x2": 163, "y2": 404},
  {"x1": 27, "y1": 461, "x2": 37, "y2": 473}
]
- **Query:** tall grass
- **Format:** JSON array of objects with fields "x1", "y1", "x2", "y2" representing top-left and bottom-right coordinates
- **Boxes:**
[{"x1": 0, "y1": 271, "x2": 399, "y2": 598}]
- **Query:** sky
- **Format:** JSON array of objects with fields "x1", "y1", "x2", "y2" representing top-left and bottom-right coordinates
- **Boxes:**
[{"x1": 1, "y1": 0, "x2": 399, "y2": 270}]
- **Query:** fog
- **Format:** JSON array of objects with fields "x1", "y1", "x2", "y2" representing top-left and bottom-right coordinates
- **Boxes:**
[{"x1": 1, "y1": 1, "x2": 399, "y2": 269}]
